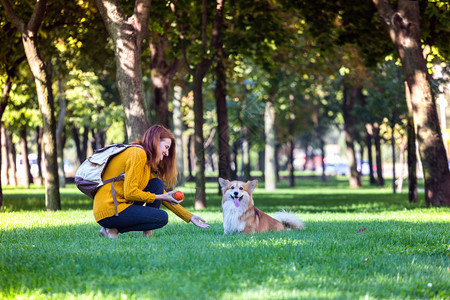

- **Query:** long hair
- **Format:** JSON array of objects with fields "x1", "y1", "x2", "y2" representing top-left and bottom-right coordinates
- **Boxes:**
[{"x1": 132, "y1": 125, "x2": 177, "y2": 188}]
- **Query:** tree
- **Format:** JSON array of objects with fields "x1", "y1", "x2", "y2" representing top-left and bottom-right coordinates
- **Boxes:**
[
  {"x1": 373, "y1": 0, "x2": 450, "y2": 206},
  {"x1": 172, "y1": 0, "x2": 224, "y2": 209},
  {"x1": 95, "y1": 0, "x2": 151, "y2": 141},
  {"x1": 364, "y1": 60, "x2": 408, "y2": 192},
  {"x1": 404, "y1": 81, "x2": 418, "y2": 202},
  {"x1": 214, "y1": 43, "x2": 231, "y2": 185},
  {"x1": 147, "y1": 1, "x2": 181, "y2": 128},
  {"x1": 1, "y1": 0, "x2": 60, "y2": 210},
  {"x1": 264, "y1": 89, "x2": 277, "y2": 190},
  {"x1": 0, "y1": 15, "x2": 25, "y2": 205}
]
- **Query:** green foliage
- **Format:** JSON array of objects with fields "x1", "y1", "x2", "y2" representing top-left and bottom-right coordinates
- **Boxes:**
[
  {"x1": 0, "y1": 180, "x2": 448, "y2": 299},
  {"x1": 0, "y1": 12, "x2": 25, "y2": 75},
  {"x1": 360, "y1": 59, "x2": 407, "y2": 130},
  {"x1": 225, "y1": 63, "x2": 266, "y2": 149},
  {"x1": 224, "y1": 0, "x2": 299, "y2": 71},
  {"x1": 64, "y1": 68, "x2": 124, "y2": 144},
  {"x1": 421, "y1": 1, "x2": 450, "y2": 60},
  {"x1": 1, "y1": 69, "x2": 41, "y2": 130}
]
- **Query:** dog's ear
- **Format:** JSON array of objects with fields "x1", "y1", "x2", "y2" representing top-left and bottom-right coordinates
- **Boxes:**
[
  {"x1": 247, "y1": 179, "x2": 258, "y2": 192},
  {"x1": 218, "y1": 178, "x2": 229, "y2": 190}
]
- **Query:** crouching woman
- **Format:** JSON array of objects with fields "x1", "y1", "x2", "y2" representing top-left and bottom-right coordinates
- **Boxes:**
[{"x1": 94, "y1": 125, "x2": 209, "y2": 238}]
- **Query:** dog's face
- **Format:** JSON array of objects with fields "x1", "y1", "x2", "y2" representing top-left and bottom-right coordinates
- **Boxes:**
[{"x1": 219, "y1": 178, "x2": 258, "y2": 209}]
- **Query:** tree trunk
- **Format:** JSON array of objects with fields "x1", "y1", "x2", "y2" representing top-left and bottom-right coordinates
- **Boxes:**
[
  {"x1": 72, "y1": 126, "x2": 89, "y2": 165},
  {"x1": 288, "y1": 94, "x2": 295, "y2": 187},
  {"x1": 215, "y1": 50, "x2": 231, "y2": 191},
  {"x1": 373, "y1": 0, "x2": 450, "y2": 206},
  {"x1": 150, "y1": 34, "x2": 180, "y2": 129},
  {"x1": 231, "y1": 140, "x2": 239, "y2": 180},
  {"x1": 373, "y1": 123, "x2": 384, "y2": 186},
  {"x1": 72, "y1": 126, "x2": 82, "y2": 165},
  {"x1": 23, "y1": 38, "x2": 60, "y2": 209},
  {"x1": 342, "y1": 82, "x2": 361, "y2": 188},
  {"x1": 91, "y1": 129, "x2": 99, "y2": 151},
  {"x1": 1, "y1": 126, "x2": 10, "y2": 186},
  {"x1": 56, "y1": 71, "x2": 66, "y2": 187},
  {"x1": 397, "y1": 138, "x2": 407, "y2": 193},
  {"x1": 35, "y1": 126, "x2": 43, "y2": 184},
  {"x1": 264, "y1": 93, "x2": 277, "y2": 190},
  {"x1": 275, "y1": 143, "x2": 280, "y2": 182},
  {"x1": 7, "y1": 133, "x2": 17, "y2": 186},
  {"x1": 359, "y1": 143, "x2": 364, "y2": 177},
  {"x1": 405, "y1": 81, "x2": 418, "y2": 202},
  {"x1": 0, "y1": 126, "x2": 7, "y2": 206},
  {"x1": 319, "y1": 133, "x2": 326, "y2": 182},
  {"x1": 19, "y1": 127, "x2": 32, "y2": 187},
  {"x1": 187, "y1": 134, "x2": 193, "y2": 180},
  {"x1": 173, "y1": 86, "x2": 185, "y2": 185},
  {"x1": 302, "y1": 138, "x2": 310, "y2": 171},
  {"x1": 258, "y1": 150, "x2": 264, "y2": 175},
  {"x1": 192, "y1": 69, "x2": 207, "y2": 209},
  {"x1": 95, "y1": 0, "x2": 151, "y2": 141},
  {"x1": 242, "y1": 126, "x2": 250, "y2": 180},
  {"x1": 152, "y1": 80, "x2": 170, "y2": 128},
  {"x1": 0, "y1": 50, "x2": 25, "y2": 205},
  {"x1": 174, "y1": 0, "x2": 224, "y2": 207},
  {"x1": 365, "y1": 124, "x2": 377, "y2": 185},
  {"x1": 0, "y1": 76, "x2": 13, "y2": 206},
  {"x1": 288, "y1": 138, "x2": 295, "y2": 187},
  {"x1": 204, "y1": 128, "x2": 216, "y2": 173},
  {"x1": 1, "y1": 0, "x2": 61, "y2": 209},
  {"x1": 207, "y1": 145, "x2": 215, "y2": 172},
  {"x1": 391, "y1": 127, "x2": 396, "y2": 194}
]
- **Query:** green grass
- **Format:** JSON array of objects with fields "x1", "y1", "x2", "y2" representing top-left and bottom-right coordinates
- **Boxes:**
[{"x1": 0, "y1": 177, "x2": 449, "y2": 299}]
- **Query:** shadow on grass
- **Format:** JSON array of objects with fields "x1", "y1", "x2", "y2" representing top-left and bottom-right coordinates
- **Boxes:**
[
  {"x1": 0, "y1": 217, "x2": 447, "y2": 299},
  {"x1": 2, "y1": 177, "x2": 427, "y2": 214}
]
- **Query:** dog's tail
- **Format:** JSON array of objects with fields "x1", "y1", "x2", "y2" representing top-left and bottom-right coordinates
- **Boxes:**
[{"x1": 274, "y1": 210, "x2": 305, "y2": 230}]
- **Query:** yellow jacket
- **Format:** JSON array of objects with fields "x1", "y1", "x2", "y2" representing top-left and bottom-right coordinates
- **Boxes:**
[{"x1": 93, "y1": 146, "x2": 193, "y2": 223}]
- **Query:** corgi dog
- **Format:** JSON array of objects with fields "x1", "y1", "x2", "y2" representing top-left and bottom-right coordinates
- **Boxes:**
[{"x1": 219, "y1": 178, "x2": 305, "y2": 234}]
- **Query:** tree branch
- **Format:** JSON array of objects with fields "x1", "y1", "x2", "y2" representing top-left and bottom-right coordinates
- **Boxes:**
[
  {"x1": 1, "y1": 55, "x2": 25, "y2": 115},
  {"x1": 0, "y1": 0, "x2": 25, "y2": 32},
  {"x1": 95, "y1": 0, "x2": 125, "y2": 40},
  {"x1": 132, "y1": 0, "x2": 151, "y2": 44},
  {"x1": 372, "y1": 0, "x2": 396, "y2": 44},
  {"x1": 201, "y1": 0, "x2": 207, "y2": 54},
  {"x1": 166, "y1": 58, "x2": 180, "y2": 78},
  {"x1": 1, "y1": 76, "x2": 12, "y2": 115},
  {"x1": 170, "y1": 1, "x2": 194, "y2": 74},
  {"x1": 210, "y1": 0, "x2": 224, "y2": 51},
  {"x1": 28, "y1": 0, "x2": 48, "y2": 33}
]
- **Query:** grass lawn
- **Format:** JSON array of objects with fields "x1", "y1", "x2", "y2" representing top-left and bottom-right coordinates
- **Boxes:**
[{"x1": 0, "y1": 177, "x2": 449, "y2": 299}]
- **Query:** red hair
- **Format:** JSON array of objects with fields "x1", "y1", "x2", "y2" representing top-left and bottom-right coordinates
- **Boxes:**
[{"x1": 132, "y1": 125, "x2": 177, "y2": 188}]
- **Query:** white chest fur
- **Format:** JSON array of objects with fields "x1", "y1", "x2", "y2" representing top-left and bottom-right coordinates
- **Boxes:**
[{"x1": 222, "y1": 200, "x2": 247, "y2": 234}]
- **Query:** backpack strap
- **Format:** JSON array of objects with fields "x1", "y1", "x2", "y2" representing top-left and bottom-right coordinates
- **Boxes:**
[{"x1": 103, "y1": 173, "x2": 125, "y2": 216}]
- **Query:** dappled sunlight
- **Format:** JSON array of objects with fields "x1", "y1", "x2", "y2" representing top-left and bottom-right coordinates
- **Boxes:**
[
  {"x1": 1, "y1": 182, "x2": 448, "y2": 299},
  {"x1": 0, "y1": 210, "x2": 93, "y2": 231},
  {"x1": 0, "y1": 209, "x2": 447, "y2": 299}
]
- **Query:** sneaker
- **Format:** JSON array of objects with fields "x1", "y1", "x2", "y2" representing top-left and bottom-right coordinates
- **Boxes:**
[{"x1": 99, "y1": 227, "x2": 119, "y2": 238}]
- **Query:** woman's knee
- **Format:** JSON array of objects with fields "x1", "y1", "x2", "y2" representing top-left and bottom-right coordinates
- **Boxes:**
[
  {"x1": 144, "y1": 178, "x2": 165, "y2": 194},
  {"x1": 156, "y1": 210, "x2": 169, "y2": 227}
]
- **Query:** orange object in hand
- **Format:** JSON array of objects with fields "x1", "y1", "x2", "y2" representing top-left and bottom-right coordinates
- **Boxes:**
[{"x1": 174, "y1": 191, "x2": 184, "y2": 200}]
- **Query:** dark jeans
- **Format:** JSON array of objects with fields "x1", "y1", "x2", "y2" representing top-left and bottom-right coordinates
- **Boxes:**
[{"x1": 98, "y1": 178, "x2": 168, "y2": 233}]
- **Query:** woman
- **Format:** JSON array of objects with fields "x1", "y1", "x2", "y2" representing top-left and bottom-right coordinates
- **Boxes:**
[{"x1": 94, "y1": 125, "x2": 210, "y2": 238}]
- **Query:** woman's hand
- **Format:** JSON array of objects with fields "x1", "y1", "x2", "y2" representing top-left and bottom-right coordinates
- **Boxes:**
[
  {"x1": 190, "y1": 215, "x2": 210, "y2": 228},
  {"x1": 156, "y1": 191, "x2": 183, "y2": 205}
]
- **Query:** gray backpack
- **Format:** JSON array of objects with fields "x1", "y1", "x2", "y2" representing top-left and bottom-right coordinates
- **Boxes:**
[{"x1": 75, "y1": 144, "x2": 143, "y2": 216}]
